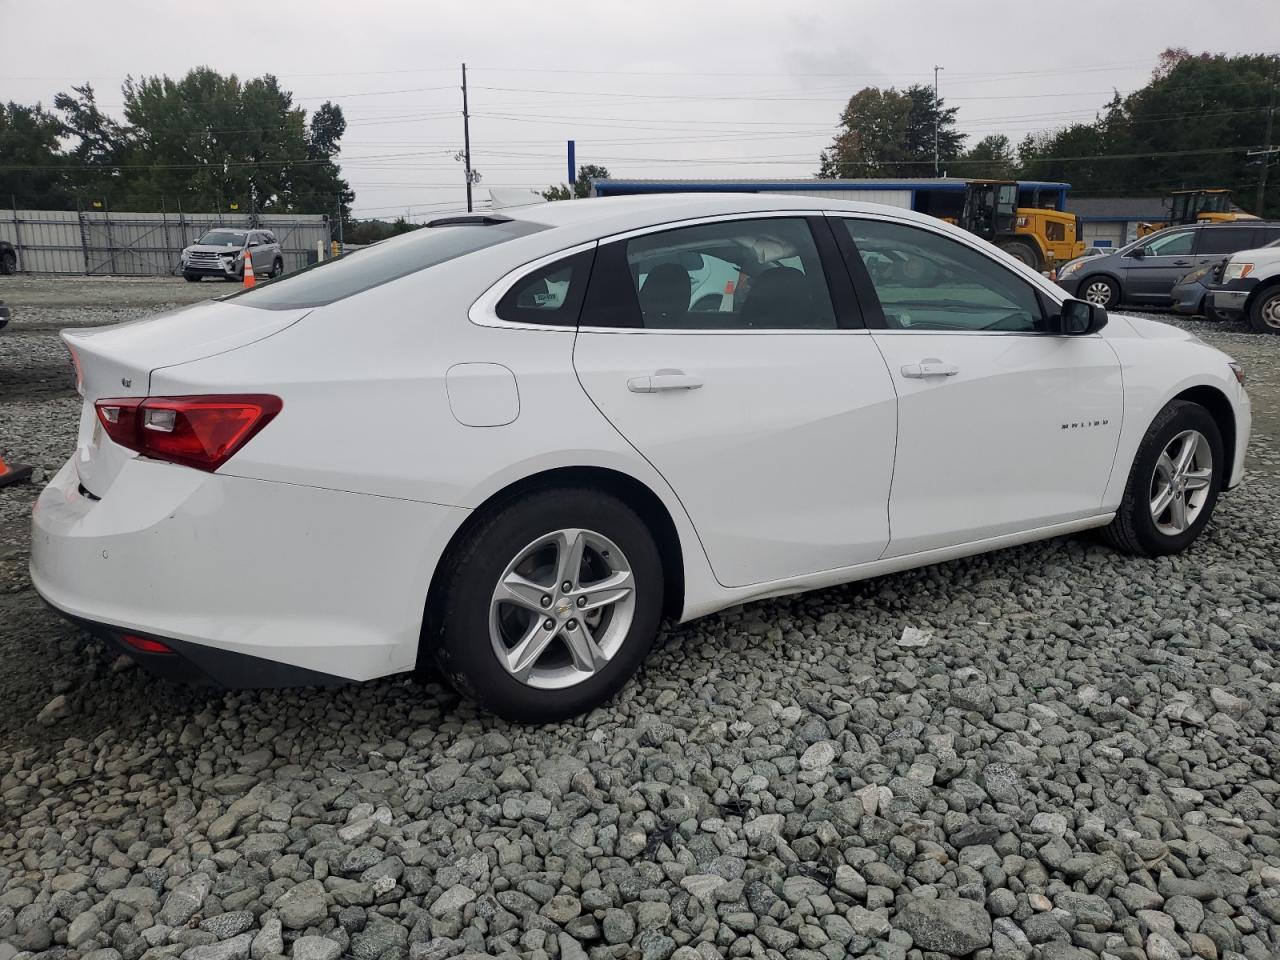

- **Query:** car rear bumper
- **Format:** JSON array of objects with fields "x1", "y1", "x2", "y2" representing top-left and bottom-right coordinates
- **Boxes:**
[{"x1": 30, "y1": 456, "x2": 468, "y2": 686}]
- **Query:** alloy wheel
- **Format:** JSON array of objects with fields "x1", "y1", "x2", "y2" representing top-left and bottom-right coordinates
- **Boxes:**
[
  {"x1": 1260, "y1": 294, "x2": 1280, "y2": 330},
  {"x1": 1084, "y1": 281, "x2": 1113, "y2": 306},
  {"x1": 488, "y1": 528, "x2": 636, "y2": 689},
  {"x1": 1149, "y1": 429, "x2": 1213, "y2": 535}
]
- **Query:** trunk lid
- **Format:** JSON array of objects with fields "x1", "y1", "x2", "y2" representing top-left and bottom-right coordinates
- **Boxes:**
[{"x1": 63, "y1": 298, "x2": 308, "y2": 496}]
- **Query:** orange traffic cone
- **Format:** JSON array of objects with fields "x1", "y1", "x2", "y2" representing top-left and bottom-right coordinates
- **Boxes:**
[
  {"x1": 0, "y1": 450, "x2": 33, "y2": 488},
  {"x1": 243, "y1": 249, "x2": 256, "y2": 288}
]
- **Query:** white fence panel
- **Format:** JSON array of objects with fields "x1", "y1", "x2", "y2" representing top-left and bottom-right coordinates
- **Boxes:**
[{"x1": 0, "y1": 209, "x2": 331, "y2": 276}]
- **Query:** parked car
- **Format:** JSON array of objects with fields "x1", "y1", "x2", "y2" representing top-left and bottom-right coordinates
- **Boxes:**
[
  {"x1": 1210, "y1": 237, "x2": 1280, "y2": 333},
  {"x1": 1057, "y1": 220, "x2": 1280, "y2": 309},
  {"x1": 34, "y1": 195, "x2": 1251, "y2": 720},
  {"x1": 0, "y1": 240, "x2": 17, "y2": 275},
  {"x1": 181, "y1": 229, "x2": 283, "y2": 282}
]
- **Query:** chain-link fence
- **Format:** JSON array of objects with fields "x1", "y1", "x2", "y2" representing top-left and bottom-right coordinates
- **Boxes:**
[{"x1": 0, "y1": 207, "x2": 333, "y2": 276}]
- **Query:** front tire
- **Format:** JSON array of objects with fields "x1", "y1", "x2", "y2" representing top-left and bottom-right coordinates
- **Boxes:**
[
  {"x1": 429, "y1": 486, "x2": 664, "y2": 722},
  {"x1": 271, "y1": 258, "x2": 284, "y2": 278},
  {"x1": 183, "y1": 274, "x2": 201, "y2": 283},
  {"x1": 1082, "y1": 276, "x2": 1120, "y2": 309},
  {"x1": 998, "y1": 239, "x2": 1042, "y2": 272},
  {"x1": 1, "y1": 250, "x2": 17, "y2": 275},
  {"x1": 1103, "y1": 400, "x2": 1223, "y2": 557},
  {"x1": 1247, "y1": 286, "x2": 1280, "y2": 335}
]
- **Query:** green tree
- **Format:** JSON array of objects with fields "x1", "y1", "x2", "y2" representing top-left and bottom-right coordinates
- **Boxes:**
[
  {"x1": 818, "y1": 84, "x2": 962, "y2": 178},
  {"x1": 1015, "y1": 51, "x2": 1280, "y2": 216},
  {"x1": 543, "y1": 163, "x2": 611, "y2": 200},
  {"x1": 0, "y1": 102, "x2": 67, "y2": 207},
  {"x1": 959, "y1": 134, "x2": 1016, "y2": 180}
]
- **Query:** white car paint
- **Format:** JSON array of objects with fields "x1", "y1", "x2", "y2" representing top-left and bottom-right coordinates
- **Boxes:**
[{"x1": 31, "y1": 193, "x2": 1251, "y2": 686}]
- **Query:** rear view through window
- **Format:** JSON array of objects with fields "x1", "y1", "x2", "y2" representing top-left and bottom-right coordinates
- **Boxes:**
[{"x1": 231, "y1": 218, "x2": 547, "y2": 310}]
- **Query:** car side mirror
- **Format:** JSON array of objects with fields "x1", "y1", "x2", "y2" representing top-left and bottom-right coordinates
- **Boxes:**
[
  {"x1": 1055, "y1": 298, "x2": 1108, "y2": 335},
  {"x1": 1129, "y1": 246, "x2": 1146, "y2": 259}
]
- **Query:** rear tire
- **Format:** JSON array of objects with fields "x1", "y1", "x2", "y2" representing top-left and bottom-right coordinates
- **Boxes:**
[
  {"x1": 1103, "y1": 400, "x2": 1223, "y2": 557},
  {"x1": 998, "y1": 240, "x2": 1042, "y2": 272},
  {"x1": 0, "y1": 250, "x2": 16, "y2": 275},
  {"x1": 428, "y1": 486, "x2": 664, "y2": 722},
  {"x1": 1247, "y1": 286, "x2": 1280, "y2": 335},
  {"x1": 1081, "y1": 275, "x2": 1120, "y2": 309}
]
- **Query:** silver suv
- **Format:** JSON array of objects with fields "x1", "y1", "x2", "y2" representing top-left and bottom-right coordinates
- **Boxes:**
[{"x1": 181, "y1": 229, "x2": 284, "y2": 282}]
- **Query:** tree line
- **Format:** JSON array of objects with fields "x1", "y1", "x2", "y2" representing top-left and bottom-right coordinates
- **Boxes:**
[
  {"x1": 0, "y1": 68, "x2": 354, "y2": 222},
  {"x1": 819, "y1": 49, "x2": 1279, "y2": 217}
]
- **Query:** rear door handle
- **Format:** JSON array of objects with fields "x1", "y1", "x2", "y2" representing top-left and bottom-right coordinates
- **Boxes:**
[
  {"x1": 900, "y1": 359, "x2": 959, "y2": 379},
  {"x1": 627, "y1": 369, "x2": 704, "y2": 393}
]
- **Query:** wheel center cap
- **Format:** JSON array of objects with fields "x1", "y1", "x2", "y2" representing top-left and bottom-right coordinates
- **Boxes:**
[{"x1": 554, "y1": 597, "x2": 575, "y2": 618}]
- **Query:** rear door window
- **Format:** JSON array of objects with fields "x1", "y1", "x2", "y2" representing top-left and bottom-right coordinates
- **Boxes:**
[
  {"x1": 230, "y1": 219, "x2": 546, "y2": 310},
  {"x1": 1195, "y1": 227, "x2": 1260, "y2": 255},
  {"x1": 596, "y1": 217, "x2": 838, "y2": 330}
]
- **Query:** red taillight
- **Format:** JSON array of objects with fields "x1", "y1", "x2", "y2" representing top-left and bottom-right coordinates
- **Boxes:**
[
  {"x1": 121, "y1": 634, "x2": 173, "y2": 654},
  {"x1": 94, "y1": 395, "x2": 282, "y2": 472}
]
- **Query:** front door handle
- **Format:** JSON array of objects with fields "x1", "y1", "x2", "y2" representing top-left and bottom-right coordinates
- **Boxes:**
[
  {"x1": 900, "y1": 359, "x2": 959, "y2": 379},
  {"x1": 627, "y1": 369, "x2": 704, "y2": 393},
  {"x1": 1172, "y1": 259, "x2": 1192, "y2": 266}
]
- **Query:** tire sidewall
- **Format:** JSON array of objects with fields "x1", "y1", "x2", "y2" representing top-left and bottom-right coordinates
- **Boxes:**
[
  {"x1": 1125, "y1": 403, "x2": 1223, "y2": 554},
  {"x1": 434, "y1": 488, "x2": 664, "y2": 722},
  {"x1": 1248, "y1": 288, "x2": 1280, "y2": 335}
]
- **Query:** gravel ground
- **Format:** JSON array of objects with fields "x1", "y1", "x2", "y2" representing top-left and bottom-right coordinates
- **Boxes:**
[{"x1": 2, "y1": 277, "x2": 1280, "y2": 960}]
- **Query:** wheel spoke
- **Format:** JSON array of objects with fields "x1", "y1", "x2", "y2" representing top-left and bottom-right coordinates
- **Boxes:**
[
  {"x1": 1183, "y1": 468, "x2": 1212, "y2": 492},
  {"x1": 555, "y1": 529, "x2": 588, "y2": 590},
  {"x1": 1155, "y1": 451, "x2": 1176, "y2": 482},
  {"x1": 1168, "y1": 491, "x2": 1189, "y2": 531},
  {"x1": 505, "y1": 619, "x2": 557, "y2": 682},
  {"x1": 501, "y1": 572, "x2": 550, "y2": 612},
  {"x1": 575, "y1": 569, "x2": 634, "y2": 612},
  {"x1": 1173, "y1": 435, "x2": 1197, "y2": 475},
  {"x1": 1150, "y1": 483, "x2": 1175, "y2": 519},
  {"x1": 563, "y1": 620, "x2": 609, "y2": 673}
]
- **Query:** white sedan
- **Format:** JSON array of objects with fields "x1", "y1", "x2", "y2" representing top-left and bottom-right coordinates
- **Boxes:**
[{"x1": 31, "y1": 195, "x2": 1251, "y2": 720}]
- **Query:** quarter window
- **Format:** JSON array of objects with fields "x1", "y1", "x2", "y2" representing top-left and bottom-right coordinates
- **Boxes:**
[
  {"x1": 619, "y1": 218, "x2": 837, "y2": 330},
  {"x1": 496, "y1": 249, "x2": 594, "y2": 326},
  {"x1": 839, "y1": 218, "x2": 1045, "y2": 332}
]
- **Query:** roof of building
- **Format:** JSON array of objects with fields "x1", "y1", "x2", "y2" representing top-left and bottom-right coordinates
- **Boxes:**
[{"x1": 1067, "y1": 196, "x2": 1170, "y2": 220}]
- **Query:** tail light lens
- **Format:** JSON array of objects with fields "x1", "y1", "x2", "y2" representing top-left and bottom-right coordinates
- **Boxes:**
[{"x1": 95, "y1": 395, "x2": 282, "y2": 472}]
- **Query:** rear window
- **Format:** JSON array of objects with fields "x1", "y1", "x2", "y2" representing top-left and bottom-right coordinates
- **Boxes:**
[{"x1": 229, "y1": 219, "x2": 547, "y2": 310}]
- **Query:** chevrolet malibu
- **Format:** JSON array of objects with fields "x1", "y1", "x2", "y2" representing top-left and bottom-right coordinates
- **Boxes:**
[{"x1": 32, "y1": 195, "x2": 1251, "y2": 720}]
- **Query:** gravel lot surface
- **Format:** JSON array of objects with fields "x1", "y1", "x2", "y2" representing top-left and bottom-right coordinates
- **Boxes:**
[{"x1": 2, "y1": 277, "x2": 1280, "y2": 960}]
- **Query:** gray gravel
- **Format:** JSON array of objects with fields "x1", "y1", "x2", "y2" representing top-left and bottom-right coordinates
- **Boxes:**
[{"x1": 2, "y1": 278, "x2": 1280, "y2": 960}]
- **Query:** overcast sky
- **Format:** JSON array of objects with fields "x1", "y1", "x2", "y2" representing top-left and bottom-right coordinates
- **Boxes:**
[{"x1": 3, "y1": 0, "x2": 1277, "y2": 219}]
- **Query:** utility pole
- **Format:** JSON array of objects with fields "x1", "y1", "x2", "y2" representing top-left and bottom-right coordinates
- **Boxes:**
[
  {"x1": 461, "y1": 63, "x2": 474, "y2": 213},
  {"x1": 933, "y1": 65, "x2": 944, "y2": 176},
  {"x1": 1254, "y1": 56, "x2": 1278, "y2": 217}
]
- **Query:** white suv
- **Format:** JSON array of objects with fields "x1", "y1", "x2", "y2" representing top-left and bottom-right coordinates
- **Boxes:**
[
  {"x1": 1212, "y1": 238, "x2": 1280, "y2": 333},
  {"x1": 181, "y1": 229, "x2": 284, "y2": 282}
]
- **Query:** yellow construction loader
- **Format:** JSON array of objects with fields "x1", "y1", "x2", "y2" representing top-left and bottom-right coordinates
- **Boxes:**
[{"x1": 1137, "y1": 189, "x2": 1258, "y2": 237}]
